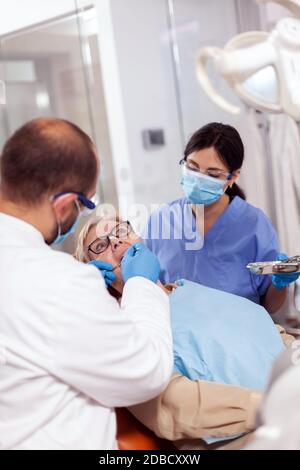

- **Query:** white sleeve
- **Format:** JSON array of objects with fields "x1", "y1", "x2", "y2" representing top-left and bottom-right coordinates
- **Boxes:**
[{"x1": 49, "y1": 263, "x2": 173, "y2": 408}]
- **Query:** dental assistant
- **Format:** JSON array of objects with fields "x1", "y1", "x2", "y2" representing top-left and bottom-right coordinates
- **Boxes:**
[
  {"x1": 0, "y1": 118, "x2": 172, "y2": 450},
  {"x1": 144, "y1": 122, "x2": 299, "y2": 314}
]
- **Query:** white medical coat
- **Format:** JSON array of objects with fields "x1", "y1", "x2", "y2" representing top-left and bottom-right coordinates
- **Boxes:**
[{"x1": 0, "y1": 213, "x2": 172, "y2": 449}]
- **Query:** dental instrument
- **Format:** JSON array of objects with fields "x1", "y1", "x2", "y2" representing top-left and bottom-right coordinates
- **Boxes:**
[{"x1": 247, "y1": 256, "x2": 300, "y2": 274}]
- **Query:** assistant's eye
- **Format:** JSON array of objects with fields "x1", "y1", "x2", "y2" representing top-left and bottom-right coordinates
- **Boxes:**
[
  {"x1": 207, "y1": 170, "x2": 222, "y2": 178},
  {"x1": 186, "y1": 162, "x2": 199, "y2": 172}
]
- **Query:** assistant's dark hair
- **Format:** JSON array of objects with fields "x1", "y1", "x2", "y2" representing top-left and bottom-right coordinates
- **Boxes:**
[
  {"x1": 0, "y1": 117, "x2": 98, "y2": 204},
  {"x1": 184, "y1": 122, "x2": 246, "y2": 200}
]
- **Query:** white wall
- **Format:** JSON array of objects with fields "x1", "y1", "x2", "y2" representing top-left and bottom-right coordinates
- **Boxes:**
[
  {"x1": 170, "y1": 0, "x2": 241, "y2": 138},
  {"x1": 111, "y1": 0, "x2": 184, "y2": 208},
  {"x1": 265, "y1": 3, "x2": 293, "y2": 26},
  {"x1": 96, "y1": 0, "x2": 183, "y2": 215}
]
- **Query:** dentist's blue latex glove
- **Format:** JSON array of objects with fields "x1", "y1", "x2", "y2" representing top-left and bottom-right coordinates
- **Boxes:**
[
  {"x1": 272, "y1": 253, "x2": 300, "y2": 290},
  {"x1": 88, "y1": 260, "x2": 117, "y2": 287},
  {"x1": 121, "y1": 243, "x2": 161, "y2": 283}
]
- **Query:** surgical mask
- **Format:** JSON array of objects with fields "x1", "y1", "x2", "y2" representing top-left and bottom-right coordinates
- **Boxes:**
[
  {"x1": 181, "y1": 166, "x2": 225, "y2": 205},
  {"x1": 52, "y1": 201, "x2": 81, "y2": 245},
  {"x1": 52, "y1": 216, "x2": 81, "y2": 245}
]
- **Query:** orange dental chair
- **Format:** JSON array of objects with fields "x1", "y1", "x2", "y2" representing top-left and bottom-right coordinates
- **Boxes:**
[{"x1": 116, "y1": 408, "x2": 176, "y2": 450}]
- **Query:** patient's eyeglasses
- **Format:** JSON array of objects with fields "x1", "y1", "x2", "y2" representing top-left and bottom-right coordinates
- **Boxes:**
[{"x1": 88, "y1": 221, "x2": 133, "y2": 256}]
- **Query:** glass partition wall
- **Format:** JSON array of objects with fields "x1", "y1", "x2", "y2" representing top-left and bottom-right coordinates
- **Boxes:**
[{"x1": 0, "y1": 2, "x2": 117, "y2": 253}]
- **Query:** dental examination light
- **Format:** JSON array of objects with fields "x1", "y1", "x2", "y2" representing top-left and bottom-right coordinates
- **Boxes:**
[{"x1": 196, "y1": 0, "x2": 300, "y2": 137}]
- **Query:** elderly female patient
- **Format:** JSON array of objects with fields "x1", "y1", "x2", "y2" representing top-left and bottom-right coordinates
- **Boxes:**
[{"x1": 75, "y1": 216, "x2": 290, "y2": 450}]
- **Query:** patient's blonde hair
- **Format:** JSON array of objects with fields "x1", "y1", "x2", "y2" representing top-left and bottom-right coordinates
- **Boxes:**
[{"x1": 74, "y1": 215, "x2": 120, "y2": 263}]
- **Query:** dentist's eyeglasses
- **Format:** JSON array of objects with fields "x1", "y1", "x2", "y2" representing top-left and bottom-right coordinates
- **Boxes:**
[
  {"x1": 50, "y1": 191, "x2": 99, "y2": 216},
  {"x1": 88, "y1": 221, "x2": 133, "y2": 256}
]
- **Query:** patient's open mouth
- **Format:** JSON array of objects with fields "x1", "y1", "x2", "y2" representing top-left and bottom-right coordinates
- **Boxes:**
[
  {"x1": 112, "y1": 263, "x2": 121, "y2": 271},
  {"x1": 112, "y1": 256, "x2": 124, "y2": 271}
]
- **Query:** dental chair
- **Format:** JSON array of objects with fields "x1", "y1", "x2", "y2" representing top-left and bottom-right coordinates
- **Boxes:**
[{"x1": 116, "y1": 408, "x2": 175, "y2": 450}]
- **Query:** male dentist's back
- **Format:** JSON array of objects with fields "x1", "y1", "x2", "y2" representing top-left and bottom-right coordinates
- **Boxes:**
[{"x1": 0, "y1": 118, "x2": 172, "y2": 450}]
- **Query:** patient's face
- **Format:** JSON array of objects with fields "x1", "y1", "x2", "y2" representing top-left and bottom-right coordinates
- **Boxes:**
[{"x1": 85, "y1": 219, "x2": 140, "y2": 293}]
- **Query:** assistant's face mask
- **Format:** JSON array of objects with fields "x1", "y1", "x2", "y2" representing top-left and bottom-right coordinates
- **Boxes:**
[{"x1": 181, "y1": 166, "x2": 225, "y2": 205}]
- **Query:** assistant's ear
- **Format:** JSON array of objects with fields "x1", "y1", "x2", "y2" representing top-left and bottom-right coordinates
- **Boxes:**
[
  {"x1": 228, "y1": 169, "x2": 241, "y2": 187},
  {"x1": 52, "y1": 193, "x2": 77, "y2": 219}
]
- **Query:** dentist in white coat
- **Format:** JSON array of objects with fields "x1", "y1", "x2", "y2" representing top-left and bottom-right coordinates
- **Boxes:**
[{"x1": 0, "y1": 118, "x2": 172, "y2": 450}]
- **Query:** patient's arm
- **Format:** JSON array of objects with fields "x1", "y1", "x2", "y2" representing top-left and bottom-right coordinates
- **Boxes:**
[
  {"x1": 128, "y1": 373, "x2": 262, "y2": 442},
  {"x1": 262, "y1": 284, "x2": 288, "y2": 315}
]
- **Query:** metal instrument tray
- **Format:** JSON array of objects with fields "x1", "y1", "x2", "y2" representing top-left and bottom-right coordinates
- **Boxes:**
[{"x1": 247, "y1": 256, "x2": 300, "y2": 275}]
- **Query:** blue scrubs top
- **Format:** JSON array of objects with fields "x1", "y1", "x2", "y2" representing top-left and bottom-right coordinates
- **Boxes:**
[{"x1": 143, "y1": 196, "x2": 279, "y2": 304}]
